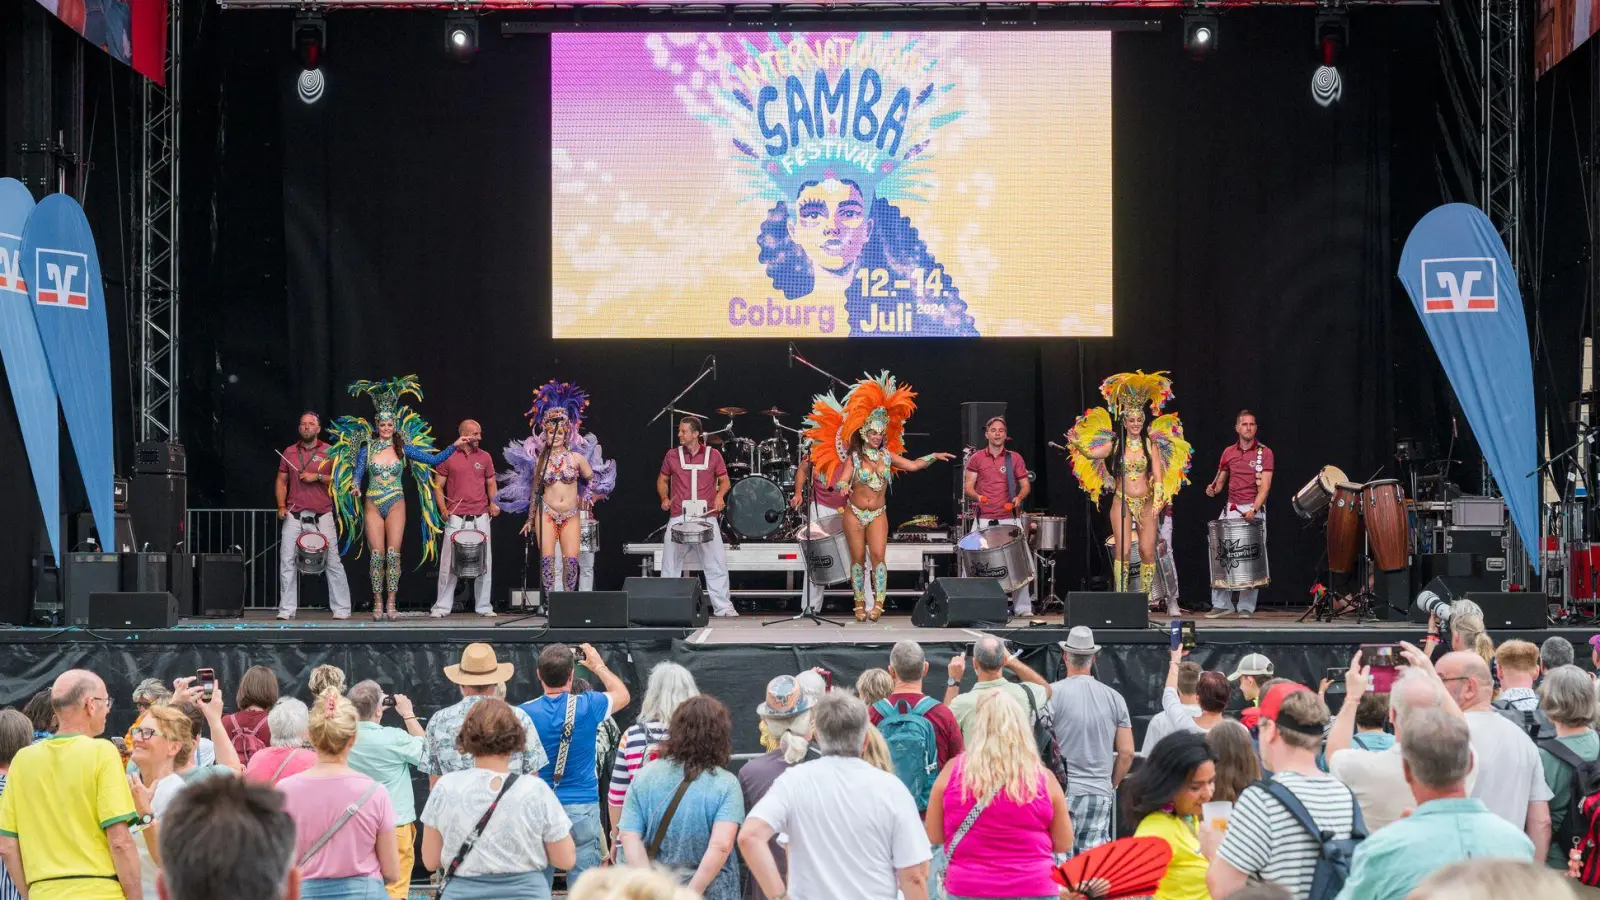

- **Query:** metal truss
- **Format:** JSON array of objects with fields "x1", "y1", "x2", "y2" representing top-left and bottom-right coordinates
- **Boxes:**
[
  {"x1": 135, "y1": 0, "x2": 182, "y2": 442},
  {"x1": 217, "y1": 0, "x2": 1433, "y2": 11},
  {"x1": 1435, "y1": 0, "x2": 1523, "y2": 268}
]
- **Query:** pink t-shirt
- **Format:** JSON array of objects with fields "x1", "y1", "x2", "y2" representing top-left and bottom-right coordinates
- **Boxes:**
[
  {"x1": 808, "y1": 468, "x2": 847, "y2": 510},
  {"x1": 278, "y1": 772, "x2": 395, "y2": 881},
  {"x1": 965, "y1": 448, "x2": 1026, "y2": 518},
  {"x1": 279, "y1": 441, "x2": 334, "y2": 515},
  {"x1": 1218, "y1": 442, "x2": 1274, "y2": 509},
  {"x1": 659, "y1": 445, "x2": 727, "y2": 518},
  {"x1": 436, "y1": 447, "x2": 494, "y2": 516},
  {"x1": 243, "y1": 746, "x2": 315, "y2": 786},
  {"x1": 940, "y1": 756, "x2": 1058, "y2": 898}
]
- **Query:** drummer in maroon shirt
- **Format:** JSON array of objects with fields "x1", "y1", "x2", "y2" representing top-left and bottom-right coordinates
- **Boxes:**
[{"x1": 1205, "y1": 410, "x2": 1274, "y2": 618}]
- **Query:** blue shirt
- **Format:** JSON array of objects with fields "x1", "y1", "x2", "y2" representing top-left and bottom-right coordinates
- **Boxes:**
[
  {"x1": 619, "y1": 759, "x2": 745, "y2": 900},
  {"x1": 1333, "y1": 797, "x2": 1535, "y2": 900},
  {"x1": 521, "y1": 691, "x2": 611, "y2": 805}
]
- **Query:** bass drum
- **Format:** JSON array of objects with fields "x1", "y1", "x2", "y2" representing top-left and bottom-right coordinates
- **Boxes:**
[
  {"x1": 1326, "y1": 482, "x2": 1364, "y2": 574},
  {"x1": 726, "y1": 475, "x2": 787, "y2": 539}
]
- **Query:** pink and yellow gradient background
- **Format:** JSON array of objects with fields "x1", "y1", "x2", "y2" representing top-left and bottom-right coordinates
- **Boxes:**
[{"x1": 551, "y1": 31, "x2": 1113, "y2": 338}]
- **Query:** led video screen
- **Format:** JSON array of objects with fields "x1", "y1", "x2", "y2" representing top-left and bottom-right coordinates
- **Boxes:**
[{"x1": 552, "y1": 31, "x2": 1113, "y2": 338}]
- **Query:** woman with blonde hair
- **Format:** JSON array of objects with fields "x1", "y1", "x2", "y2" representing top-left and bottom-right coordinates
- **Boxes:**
[
  {"x1": 925, "y1": 690, "x2": 1072, "y2": 900},
  {"x1": 855, "y1": 668, "x2": 894, "y2": 709},
  {"x1": 309, "y1": 663, "x2": 348, "y2": 697},
  {"x1": 126, "y1": 703, "x2": 195, "y2": 897},
  {"x1": 1424, "y1": 599, "x2": 1494, "y2": 667},
  {"x1": 278, "y1": 688, "x2": 401, "y2": 899},
  {"x1": 569, "y1": 867, "x2": 700, "y2": 900}
]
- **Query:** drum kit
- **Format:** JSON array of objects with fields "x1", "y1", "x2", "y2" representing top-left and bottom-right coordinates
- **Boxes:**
[
  {"x1": 1292, "y1": 464, "x2": 1412, "y2": 620},
  {"x1": 678, "y1": 405, "x2": 807, "y2": 541}
]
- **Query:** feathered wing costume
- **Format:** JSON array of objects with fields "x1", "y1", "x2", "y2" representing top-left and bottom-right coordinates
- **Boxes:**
[
  {"x1": 496, "y1": 380, "x2": 616, "y2": 594},
  {"x1": 802, "y1": 371, "x2": 920, "y2": 620},
  {"x1": 325, "y1": 375, "x2": 456, "y2": 599},
  {"x1": 1064, "y1": 370, "x2": 1192, "y2": 593}
]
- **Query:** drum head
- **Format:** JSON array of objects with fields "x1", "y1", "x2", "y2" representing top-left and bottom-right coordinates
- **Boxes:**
[
  {"x1": 726, "y1": 475, "x2": 786, "y2": 539},
  {"x1": 797, "y1": 514, "x2": 844, "y2": 541},
  {"x1": 1365, "y1": 478, "x2": 1401, "y2": 489},
  {"x1": 970, "y1": 525, "x2": 1023, "y2": 549},
  {"x1": 453, "y1": 529, "x2": 486, "y2": 547},
  {"x1": 1318, "y1": 465, "x2": 1349, "y2": 490},
  {"x1": 297, "y1": 532, "x2": 329, "y2": 552}
]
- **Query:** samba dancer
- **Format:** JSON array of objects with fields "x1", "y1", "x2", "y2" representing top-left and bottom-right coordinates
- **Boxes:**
[
  {"x1": 430, "y1": 419, "x2": 499, "y2": 618},
  {"x1": 1205, "y1": 409, "x2": 1273, "y2": 619},
  {"x1": 274, "y1": 411, "x2": 351, "y2": 620},
  {"x1": 1065, "y1": 371, "x2": 1191, "y2": 595},
  {"x1": 658, "y1": 416, "x2": 736, "y2": 617},
  {"x1": 803, "y1": 372, "x2": 955, "y2": 621},
  {"x1": 327, "y1": 376, "x2": 468, "y2": 620},
  {"x1": 963, "y1": 416, "x2": 1035, "y2": 616}
]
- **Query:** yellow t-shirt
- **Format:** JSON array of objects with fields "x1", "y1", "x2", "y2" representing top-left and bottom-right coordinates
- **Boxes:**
[
  {"x1": 0, "y1": 734, "x2": 137, "y2": 900},
  {"x1": 1134, "y1": 811, "x2": 1210, "y2": 900}
]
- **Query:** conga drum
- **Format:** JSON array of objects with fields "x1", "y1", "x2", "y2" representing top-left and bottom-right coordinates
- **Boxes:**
[
  {"x1": 1326, "y1": 482, "x2": 1363, "y2": 574},
  {"x1": 1362, "y1": 479, "x2": 1410, "y2": 572}
]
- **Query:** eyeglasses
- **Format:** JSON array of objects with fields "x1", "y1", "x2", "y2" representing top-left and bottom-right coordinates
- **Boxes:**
[
  {"x1": 134, "y1": 700, "x2": 153, "y2": 710},
  {"x1": 1439, "y1": 676, "x2": 1471, "y2": 684},
  {"x1": 89, "y1": 696, "x2": 112, "y2": 709},
  {"x1": 130, "y1": 727, "x2": 158, "y2": 741}
]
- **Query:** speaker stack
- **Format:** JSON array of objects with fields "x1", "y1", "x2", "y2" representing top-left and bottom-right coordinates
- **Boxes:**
[
  {"x1": 622, "y1": 577, "x2": 708, "y2": 627},
  {"x1": 911, "y1": 578, "x2": 1009, "y2": 627},
  {"x1": 130, "y1": 441, "x2": 186, "y2": 553}
]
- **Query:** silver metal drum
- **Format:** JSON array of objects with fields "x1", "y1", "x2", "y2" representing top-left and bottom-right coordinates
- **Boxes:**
[
  {"x1": 451, "y1": 529, "x2": 488, "y2": 578},
  {"x1": 295, "y1": 531, "x2": 329, "y2": 575},
  {"x1": 1026, "y1": 515, "x2": 1066, "y2": 551},
  {"x1": 957, "y1": 525, "x2": 1035, "y2": 593},
  {"x1": 670, "y1": 520, "x2": 713, "y2": 544},
  {"x1": 797, "y1": 514, "x2": 851, "y2": 586},
  {"x1": 579, "y1": 511, "x2": 600, "y2": 553},
  {"x1": 1208, "y1": 518, "x2": 1269, "y2": 589}
]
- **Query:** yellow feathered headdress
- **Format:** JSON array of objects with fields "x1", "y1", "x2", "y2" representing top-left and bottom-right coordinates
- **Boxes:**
[{"x1": 1099, "y1": 371, "x2": 1174, "y2": 419}]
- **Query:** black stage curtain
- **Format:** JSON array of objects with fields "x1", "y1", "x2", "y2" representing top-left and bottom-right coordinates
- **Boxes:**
[{"x1": 182, "y1": 7, "x2": 1448, "y2": 607}]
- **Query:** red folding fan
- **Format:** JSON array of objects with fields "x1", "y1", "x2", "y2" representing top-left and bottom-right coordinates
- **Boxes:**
[{"x1": 1050, "y1": 836, "x2": 1173, "y2": 900}]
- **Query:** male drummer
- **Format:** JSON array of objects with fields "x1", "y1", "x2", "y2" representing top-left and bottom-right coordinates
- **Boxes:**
[
  {"x1": 792, "y1": 452, "x2": 848, "y2": 614},
  {"x1": 963, "y1": 416, "x2": 1034, "y2": 616},
  {"x1": 1205, "y1": 409, "x2": 1273, "y2": 618},
  {"x1": 658, "y1": 416, "x2": 736, "y2": 617},
  {"x1": 431, "y1": 419, "x2": 499, "y2": 618},
  {"x1": 275, "y1": 411, "x2": 351, "y2": 620}
]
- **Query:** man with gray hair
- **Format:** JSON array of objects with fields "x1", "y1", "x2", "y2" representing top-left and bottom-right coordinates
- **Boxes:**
[
  {"x1": 740, "y1": 692, "x2": 931, "y2": 900},
  {"x1": 868, "y1": 641, "x2": 963, "y2": 773},
  {"x1": 1047, "y1": 626, "x2": 1132, "y2": 855},
  {"x1": 944, "y1": 633, "x2": 1051, "y2": 741},
  {"x1": 1540, "y1": 636, "x2": 1575, "y2": 673},
  {"x1": 157, "y1": 776, "x2": 301, "y2": 900},
  {"x1": 1333, "y1": 708, "x2": 1534, "y2": 900},
  {"x1": 1533, "y1": 664, "x2": 1599, "y2": 869},
  {"x1": 346, "y1": 681, "x2": 424, "y2": 900}
]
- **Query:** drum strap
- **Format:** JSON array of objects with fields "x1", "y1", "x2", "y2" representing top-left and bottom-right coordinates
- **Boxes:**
[
  {"x1": 1001, "y1": 451, "x2": 1018, "y2": 507},
  {"x1": 679, "y1": 447, "x2": 711, "y2": 504}
]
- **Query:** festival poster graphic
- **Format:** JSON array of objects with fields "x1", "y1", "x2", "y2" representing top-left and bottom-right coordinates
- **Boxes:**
[{"x1": 551, "y1": 31, "x2": 1113, "y2": 338}]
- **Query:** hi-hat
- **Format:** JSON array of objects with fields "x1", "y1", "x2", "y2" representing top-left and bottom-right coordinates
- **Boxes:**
[
  {"x1": 717, "y1": 406, "x2": 747, "y2": 416},
  {"x1": 759, "y1": 407, "x2": 787, "y2": 417}
]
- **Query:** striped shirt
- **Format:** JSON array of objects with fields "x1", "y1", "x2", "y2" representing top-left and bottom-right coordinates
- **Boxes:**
[
  {"x1": 1216, "y1": 771, "x2": 1357, "y2": 899},
  {"x1": 607, "y1": 720, "x2": 670, "y2": 808}
]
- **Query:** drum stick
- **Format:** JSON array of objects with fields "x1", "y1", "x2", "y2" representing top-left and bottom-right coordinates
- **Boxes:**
[{"x1": 275, "y1": 449, "x2": 302, "y2": 472}]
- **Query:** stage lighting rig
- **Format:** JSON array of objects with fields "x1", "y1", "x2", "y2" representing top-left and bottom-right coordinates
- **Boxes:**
[
  {"x1": 446, "y1": 13, "x2": 478, "y2": 61},
  {"x1": 293, "y1": 11, "x2": 326, "y2": 70},
  {"x1": 1183, "y1": 12, "x2": 1219, "y2": 58},
  {"x1": 1311, "y1": 9, "x2": 1348, "y2": 107}
]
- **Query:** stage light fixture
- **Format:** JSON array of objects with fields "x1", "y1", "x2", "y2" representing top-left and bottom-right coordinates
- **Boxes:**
[
  {"x1": 1311, "y1": 10, "x2": 1348, "y2": 107},
  {"x1": 445, "y1": 14, "x2": 478, "y2": 61},
  {"x1": 1183, "y1": 13, "x2": 1219, "y2": 57},
  {"x1": 293, "y1": 12, "x2": 326, "y2": 70}
]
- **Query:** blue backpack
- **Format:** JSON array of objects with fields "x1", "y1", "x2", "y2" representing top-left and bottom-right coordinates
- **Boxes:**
[{"x1": 874, "y1": 697, "x2": 941, "y2": 811}]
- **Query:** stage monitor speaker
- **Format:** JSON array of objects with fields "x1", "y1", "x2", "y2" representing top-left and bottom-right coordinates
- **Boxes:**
[
  {"x1": 1469, "y1": 591, "x2": 1547, "y2": 629},
  {"x1": 911, "y1": 579, "x2": 1009, "y2": 627},
  {"x1": 63, "y1": 553, "x2": 121, "y2": 626},
  {"x1": 548, "y1": 591, "x2": 630, "y2": 628},
  {"x1": 120, "y1": 552, "x2": 169, "y2": 593},
  {"x1": 623, "y1": 577, "x2": 707, "y2": 627},
  {"x1": 1066, "y1": 592, "x2": 1149, "y2": 629},
  {"x1": 130, "y1": 474, "x2": 186, "y2": 553},
  {"x1": 88, "y1": 592, "x2": 179, "y2": 629},
  {"x1": 959, "y1": 402, "x2": 1007, "y2": 450},
  {"x1": 194, "y1": 554, "x2": 245, "y2": 618}
]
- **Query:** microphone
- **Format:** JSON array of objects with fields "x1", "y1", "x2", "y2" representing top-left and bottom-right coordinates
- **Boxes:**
[
  {"x1": 709, "y1": 356, "x2": 718, "y2": 380},
  {"x1": 788, "y1": 343, "x2": 794, "y2": 369}
]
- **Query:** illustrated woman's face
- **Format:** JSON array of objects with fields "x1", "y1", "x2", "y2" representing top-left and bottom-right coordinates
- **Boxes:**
[
  {"x1": 792, "y1": 179, "x2": 871, "y2": 275},
  {"x1": 377, "y1": 419, "x2": 395, "y2": 439}
]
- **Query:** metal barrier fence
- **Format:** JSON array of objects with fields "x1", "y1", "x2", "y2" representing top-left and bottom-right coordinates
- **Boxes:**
[{"x1": 186, "y1": 508, "x2": 281, "y2": 608}]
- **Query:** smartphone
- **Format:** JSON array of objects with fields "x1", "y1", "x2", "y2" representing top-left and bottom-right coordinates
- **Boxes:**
[
  {"x1": 819, "y1": 668, "x2": 834, "y2": 689},
  {"x1": 574, "y1": 646, "x2": 587, "y2": 662},
  {"x1": 1326, "y1": 666, "x2": 1349, "y2": 683},
  {"x1": 1358, "y1": 644, "x2": 1403, "y2": 692},
  {"x1": 1170, "y1": 620, "x2": 1197, "y2": 651},
  {"x1": 381, "y1": 690, "x2": 396, "y2": 710},
  {"x1": 196, "y1": 668, "x2": 216, "y2": 703}
]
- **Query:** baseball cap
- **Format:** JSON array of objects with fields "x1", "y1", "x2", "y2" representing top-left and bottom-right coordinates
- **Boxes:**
[
  {"x1": 1228, "y1": 653, "x2": 1274, "y2": 682},
  {"x1": 1259, "y1": 681, "x2": 1322, "y2": 735}
]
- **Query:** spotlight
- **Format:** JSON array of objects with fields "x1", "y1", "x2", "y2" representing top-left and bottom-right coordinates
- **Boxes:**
[
  {"x1": 1315, "y1": 9, "x2": 1350, "y2": 67},
  {"x1": 1183, "y1": 13, "x2": 1219, "y2": 57},
  {"x1": 1311, "y1": 65, "x2": 1342, "y2": 107},
  {"x1": 445, "y1": 14, "x2": 478, "y2": 61},
  {"x1": 298, "y1": 68, "x2": 325, "y2": 105},
  {"x1": 293, "y1": 12, "x2": 326, "y2": 70}
]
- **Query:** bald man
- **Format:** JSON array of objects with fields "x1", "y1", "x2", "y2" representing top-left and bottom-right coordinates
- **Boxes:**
[
  {"x1": 0, "y1": 670, "x2": 143, "y2": 900},
  {"x1": 432, "y1": 419, "x2": 500, "y2": 617},
  {"x1": 1436, "y1": 650, "x2": 1552, "y2": 858}
]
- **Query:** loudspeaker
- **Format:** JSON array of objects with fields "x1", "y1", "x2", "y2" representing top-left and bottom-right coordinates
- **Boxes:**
[
  {"x1": 911, "y1": 578, "x2": 1009, "y2": 627},
  {"x1": 63, "y1": 553, "x2": 121, "y2": 626},
  {"x1": 959, "y1": 402, "x2": 1008, "y2": 449},
  {"x1": 1470, "y1": 591, "x2": 1547, "y2": 629},
  {"x1": 548, "y1": 591, "x2": 630, "y2": 628},
  {"x1": 88, "y1": 592, "x2": 179, "y2": 628},
  {"x1": 129, "y1": 474, "x2": 186, "y2": 552},
  {"x1": 75, "y1": 512, "x2": 138, "y2": 553},
  {"x1": 120, "y1": 552, "x2": 169, "y2": 593},
  {"x1": 623, "y1": 577, "x2": 708, "y2": 627},
  {"x1": 133, "y1": 440, "x2": 186, "y2": 475},
  {"x1": 1066, "y1": 592, "x2": 1149, "y2": 629},
  {"x1": 1373, "y1": 568, "x2": 1412, "y2": 619},
  {"x1": 1418, "y1": 550, "x2": 1503, "y2": 593},
  {"x1": 168, "y1": 552, "x2": 196, "y2": 616},
  {"x1": 194, "y1": 554, "x2": 245, "y2": 618}
]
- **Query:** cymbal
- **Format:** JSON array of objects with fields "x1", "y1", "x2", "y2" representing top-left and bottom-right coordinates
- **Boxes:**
[
  {"x1": 759, "y1": 407, "x2": 787, "y2": 417},
  {"x1": 717, "y1": 406, "x2": 747, "y2": 416}
]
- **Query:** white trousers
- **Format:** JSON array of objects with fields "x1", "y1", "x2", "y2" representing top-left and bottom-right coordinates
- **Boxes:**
[
  {"x1": 661, "y1": 514, "x2": 733, "y2": 614},
  {"x1": 579, "y1": 550, "x2": 596, "y2": 592},
  {"x1": 1211, "y1": 506, "x2": 1263, "y2": 613},
  {"x1": 278, "y1": 513, "x2": 351, "y2": 616},
  {"x1": 968, "y1": 516, "x2": 1034, "y2": 615},
  {"x1": 435, "y1": 514, "x2": 493, "y2": 615},
  {"x1": 802, "y1": 501, "x2": 845, "y2": 613}
]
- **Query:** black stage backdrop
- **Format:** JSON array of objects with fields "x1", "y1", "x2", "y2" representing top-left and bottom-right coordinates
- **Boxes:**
[{"x1": 178, "y1": 8, "x2": 1452, "y2": 608}]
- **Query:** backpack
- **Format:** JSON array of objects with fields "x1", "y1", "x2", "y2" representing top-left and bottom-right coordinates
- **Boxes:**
[
  {"x1": 1538, "y1": 735, "x2": 1600, "y2": 885},
  {"x1": 873, "y1": 697, "x2": 941, "y2": 811},
  {"x1": 1493, "y1": 697, "x2": 1557, "y2": 742},
  {"x1": 225, "y1": 713, "x2": 268, "y2": 765},
  {"x1": 1255, "y1": 778, "x2": 1366, "y2": 900},
  {"x1": 1021, "y1": 686, "x2": 1070, "y2": 791}
]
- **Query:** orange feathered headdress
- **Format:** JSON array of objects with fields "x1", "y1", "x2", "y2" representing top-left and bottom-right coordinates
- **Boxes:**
[{"x1": 803, "y1": 371, "x2": 917, "y2": 484}]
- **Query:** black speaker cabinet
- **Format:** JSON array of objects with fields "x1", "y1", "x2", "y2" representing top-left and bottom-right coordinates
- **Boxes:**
[
  {"x1": 1469, "y1": 591, "x2": 1547, "y2": 629},
  {"x1": 75, "y1": 512, "x2": 137, "y2": 553},
  {"x1": 194, "y1": 554, "x2": 245, "y2": 618},
  {"x1": 63, "y1": 552, "x2": 121, "y2": 626},
  {"x1": 129, "y1": 473, "x2": 186, "y2": 552},
  {"x1": 548, "y1": 591, "x2": 630, "y2": 628},
  {"x1": 1065, "y1": 592, "x2": 1149, "y2": 629},
  {"x1": 168, "y1": 553, "x2": 197, "y2": 616},
  {"x1": 912, "y1": 578, "x2": 1009, "y2": 627},
  {"x1": 88, "y1": 592, "x2": 179, "y2": 629},
  {"x1": 959, "y1": 402, "x2": 1008, "y2": 450},
  {"x1": 120, "y1": 552, "x2": 169, "y2": 593},
  {"x1": 623, "y1": 577, "x2": 708, "y2": 627}
]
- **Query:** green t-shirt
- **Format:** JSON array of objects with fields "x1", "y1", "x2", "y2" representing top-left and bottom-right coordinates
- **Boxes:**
[{"x1": 1540, "y1": 729, "x2": 1600, "y2": 868}]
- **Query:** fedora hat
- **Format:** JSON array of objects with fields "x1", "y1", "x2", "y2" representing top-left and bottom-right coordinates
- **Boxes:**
[
  {"x1": 444, "y1": 642, "x2": 514, "y2": 686},
  {"x1": 1058, "y1": 625, "x2": 1101, "y2": 654}
]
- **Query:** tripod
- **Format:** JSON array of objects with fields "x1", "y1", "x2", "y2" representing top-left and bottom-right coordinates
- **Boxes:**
[
  {"x1": 1035, "y1": 549, "x2": 1064, "y2": 612},
  {"x1": 765, "y1": 470, "x2": 845, "y2": 627}
]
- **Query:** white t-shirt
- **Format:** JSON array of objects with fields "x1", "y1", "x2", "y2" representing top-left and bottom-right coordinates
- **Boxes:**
[
  {"x1": 420, "y1": 768, "x2": 573, "y2": 877},
  {"x1": 1465, "y1": 709, "x2": 1554, "y2": 829},
  {"x1": 137, "y1": 773, "x2": 186, "y2": 898},
  {"x1": 747, "y1": 756, "x2": 931, "y2": 900},
  {"x1": 1328, "y1": 743, "x2": 1479, "y2": 833}
]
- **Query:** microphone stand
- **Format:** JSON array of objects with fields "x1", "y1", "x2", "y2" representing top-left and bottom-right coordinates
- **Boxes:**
[
  {"x1": 790, "y1": 346, "x2": 851, "y2": 390},
  {"x1": 648, "y1": 362, "x2": 717, "y2": 445},
  {"x1": 764, "y1": 463, "x2": 845, "y2": 627},
  {"x1": 498, "y1": 440, "x2": 554, "y2": 628}
]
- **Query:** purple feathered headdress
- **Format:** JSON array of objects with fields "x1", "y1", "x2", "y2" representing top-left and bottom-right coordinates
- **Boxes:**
[{"x1": 527, "y1": 380, "x2": 590, "y2": 433}]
